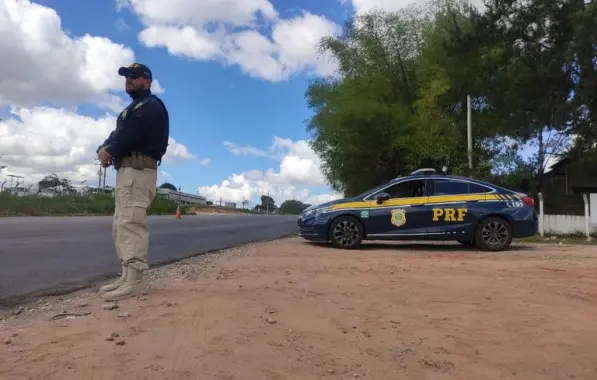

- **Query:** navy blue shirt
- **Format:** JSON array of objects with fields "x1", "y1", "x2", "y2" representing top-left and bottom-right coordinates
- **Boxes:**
[{"x1": 99, "y1": 90, "x2": 169, "y2": 162}]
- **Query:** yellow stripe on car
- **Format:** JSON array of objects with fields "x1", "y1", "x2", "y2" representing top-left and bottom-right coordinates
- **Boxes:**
[{"x1": 330, "y1": 194, "x2": 492, "y2": 211}]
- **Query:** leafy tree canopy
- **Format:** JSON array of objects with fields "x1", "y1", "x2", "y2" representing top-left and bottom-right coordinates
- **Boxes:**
[
  {"x1": 159, "y1": 182, "x2": 177, "y2": 191},
  {"x1": 305, "y1": 0, "x2": 597, "y2": 196},
  {"x1": 279, "y1": 200, "x2": 311, "y2": 215}
]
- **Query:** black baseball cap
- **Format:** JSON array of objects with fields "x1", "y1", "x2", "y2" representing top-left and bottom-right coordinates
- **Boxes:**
[{"x1": 118, "y1": 62, "x2": 152, "y2": 80}]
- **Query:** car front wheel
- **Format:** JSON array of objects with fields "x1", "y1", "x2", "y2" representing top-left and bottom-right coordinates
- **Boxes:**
[
  {"x1": 474, "y1": 216, "x2": 513, "y2": 251},
  {"x1": 328, "y1": 215, "x2": 364, "y2": 249}
]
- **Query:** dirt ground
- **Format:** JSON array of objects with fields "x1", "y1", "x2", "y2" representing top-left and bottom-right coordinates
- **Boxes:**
[{"x1": 1, "y1": 238, "x2": 597, "y2": 380}]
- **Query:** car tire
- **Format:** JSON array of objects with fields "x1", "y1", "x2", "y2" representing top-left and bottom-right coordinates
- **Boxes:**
[
  {"x1": 474, "y1": 216, "x2": 513, "y2": 251},
  {"x1": 328, "y1": 215, "x2": 364, "y2": 249}
]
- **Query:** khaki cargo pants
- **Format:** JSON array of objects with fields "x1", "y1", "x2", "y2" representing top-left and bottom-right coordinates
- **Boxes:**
[{"x1": 113, "y1": 166, "x2": 157, "y2": 272}]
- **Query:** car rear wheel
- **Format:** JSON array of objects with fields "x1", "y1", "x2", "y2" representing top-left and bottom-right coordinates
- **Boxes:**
[
  {"x1": 328, "y1": 215, "x2": 364, "y2": 249},
  {"x1": 474, "y1": 216, "x2": 513, "y2": 251}
]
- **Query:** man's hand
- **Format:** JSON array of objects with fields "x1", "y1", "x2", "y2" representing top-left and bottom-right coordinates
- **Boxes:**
[{"x1": 98, "y1": 146, "x2": 113, "y2": 168}]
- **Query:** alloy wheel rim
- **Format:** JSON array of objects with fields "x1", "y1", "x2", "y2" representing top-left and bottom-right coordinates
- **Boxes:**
[
  {"x1": 481, "y1": 221, "x2": 509, "y2": 247},
  {"x1": 333, "y1": 220, "x2": 359, "y2": 246}
]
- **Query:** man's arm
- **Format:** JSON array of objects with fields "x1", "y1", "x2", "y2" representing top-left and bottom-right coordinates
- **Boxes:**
[
  {"x1": 97, "y1": 131, "x2": 115, "y2": 154},
  {"x1": 104, "y1": 100, "x2": 160, "y2": 158}
]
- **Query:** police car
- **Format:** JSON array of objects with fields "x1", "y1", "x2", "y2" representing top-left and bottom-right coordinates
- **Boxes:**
[{"x1": 297, "y1": 168, "x2": 538, "y2": 251}]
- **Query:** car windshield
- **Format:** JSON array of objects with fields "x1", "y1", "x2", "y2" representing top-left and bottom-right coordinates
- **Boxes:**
[{"x1": 353, "y1": 178, "x2": 401, "y2": 199}]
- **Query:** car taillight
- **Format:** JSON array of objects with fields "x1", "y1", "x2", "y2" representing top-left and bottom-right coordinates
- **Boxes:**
[{"x1": 522, "y1": 196, "x2": 534, "y2": 207}]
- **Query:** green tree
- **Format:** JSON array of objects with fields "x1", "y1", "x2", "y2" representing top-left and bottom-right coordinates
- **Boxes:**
[
  {"x1": 254, "y1": 195, "x2": 276, "y2": 212},
  {"x1": 443, "y1": 0, "x2": 596, "y2": 190},
  {"x1": 159, "y1": 182, "x2": 177, "y2": 191},
  {"x1": 279, "y1": 200, "x2": 310, "y2": 215},
  {"x1": 565, "y1": 0, "x2": 597, "y2": 139},
  {"x1": 305, "y1": 1, "x2": 495, "y2": 196},
  {"x1": 415, "y1": 0, "x2": 499, "y2": 177},
  {"x1": 306, "y1": 8, "x2": 428, "y2": 196},
  {"x1": 38, "y1": 174, "x2": 61, "y2": 190}
]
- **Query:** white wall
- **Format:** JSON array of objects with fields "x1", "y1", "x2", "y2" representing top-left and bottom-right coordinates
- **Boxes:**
[
  {"x1": 538, "y1": 192, "x2": 595, "y2": 237},
  {"x1": 543, "y1": 214, "x2": 597, "y2": 235}
]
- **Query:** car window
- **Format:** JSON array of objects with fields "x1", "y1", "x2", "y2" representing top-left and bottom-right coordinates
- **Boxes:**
[
  {"x1": 383, "y1": 179, "x2": 427, "y2": 198},
  {"x1": 356, "y1": 178, "x2": 403, "y2": 199},
  {"x1": 433, "y1": 179, "x2": 493, "y2": 195},
  {"x1": 468, "y1": 183, "x2": 493, "y2": 194}
]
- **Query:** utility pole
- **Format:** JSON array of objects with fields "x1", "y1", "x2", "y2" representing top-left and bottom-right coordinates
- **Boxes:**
[
  {"x1": 467, "y1": 94, "x2": 473, "y2": 170},
  {"x1": 102, "y1": 167, "x2": 107, "y2": 189}
]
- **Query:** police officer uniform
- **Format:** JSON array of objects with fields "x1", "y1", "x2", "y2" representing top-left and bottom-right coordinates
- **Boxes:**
[{"x1": 96, "y1": 63, "x2": 169, "y2": 300}]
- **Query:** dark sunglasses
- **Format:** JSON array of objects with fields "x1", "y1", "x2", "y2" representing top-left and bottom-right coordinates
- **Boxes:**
[{"x1": 125, "y1": 74, "x2": 149, "y2": 80}]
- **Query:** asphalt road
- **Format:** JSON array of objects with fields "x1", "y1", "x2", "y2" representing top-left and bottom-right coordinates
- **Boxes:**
[{"x1": 0, "y1": 214, "x2": 298, "y2": 305}]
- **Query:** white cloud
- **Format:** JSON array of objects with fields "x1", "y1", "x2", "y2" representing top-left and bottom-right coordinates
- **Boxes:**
[
  {"x1": 305, "y1": 192, "x2": 343, "y2": 205},
  {"x1": 0, "y1": 0, "x2": 164, "y2": 109},
  {"x1": 160, "y1": 170, "x2": 173, "y2": 181},
  {"x1": 115, "y1": 0, "x2": 130, "y2": 12},
  {"x1": 222, "y1": 136, "x2": 326, "y2": 186},
  {"x1": 0, "y1": 107, "x2": 115, "y2": 186},
  {"x1": 345, "y1": 0, "x2": 419, "y2": 14},
  {"x1": 122, "y1": 0, "x2": 278, "y2": 27},
  {"x1": 125, "y1": 0, "x2": 340, "y2": 81},
  {"x1": 115, "y1": 17, "x2": 131, "y2": 32},
  {"x1": 198, "y1": 137, "x2": 341, "y2": 206},
  {"x1": 223, "y1": 141, "x2": 271, "y2": 158},
  {"x1": 139, "y1": 25, "x2": 222, "y2": 60},
  {"x1": 0, "y1": 107, "x2": 203, "y2": 187},
  {"x1": 162, "y1": 137, "x2": 209, "y2": 164}
]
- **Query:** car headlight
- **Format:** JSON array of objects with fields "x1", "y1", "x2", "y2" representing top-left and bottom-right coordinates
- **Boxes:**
[{"x1": 301, "y1": 207, "x2": 330, "y2": 219}]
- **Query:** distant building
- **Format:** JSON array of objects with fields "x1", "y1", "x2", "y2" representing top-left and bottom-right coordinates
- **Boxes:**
[
  {"x1": 157, "y1": 188, "x2": 207, "y2": 205},
  {"x1": 87, "y1": 186, "x2": 114, "y2": 195},
  {"x1": 224, "y1": 201, "x2": 237, "y2": 208},
  {"x1": 543, "y1": 157, "x2": 597, "y2": 196}
]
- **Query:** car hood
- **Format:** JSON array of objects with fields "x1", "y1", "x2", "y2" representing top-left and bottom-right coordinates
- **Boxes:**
[{"x1": 303, "y1": 197, "x2": 357, "y2": 212}]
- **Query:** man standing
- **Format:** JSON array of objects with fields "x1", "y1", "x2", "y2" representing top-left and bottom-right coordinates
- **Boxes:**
[{"x1": 96, "y1": 62, "x2": 169, "y2": 301}]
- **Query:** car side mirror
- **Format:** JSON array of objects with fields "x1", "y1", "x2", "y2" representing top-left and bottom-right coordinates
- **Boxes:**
[{"x1": 376, "y1": 192, "x2": 390, "y2": 204}]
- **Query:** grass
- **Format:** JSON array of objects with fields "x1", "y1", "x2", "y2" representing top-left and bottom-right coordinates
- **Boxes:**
[
  {"x1": 0, "y1": 192, "x2": 255, "y2": 217},
  {"x1": 189, "y1": 203, "x2": 260, "y2": 215}
]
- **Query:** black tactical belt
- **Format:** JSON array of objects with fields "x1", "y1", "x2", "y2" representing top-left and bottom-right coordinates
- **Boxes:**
[{"x1": 115, "y1": 152, "x2": 157, "y2": 170}]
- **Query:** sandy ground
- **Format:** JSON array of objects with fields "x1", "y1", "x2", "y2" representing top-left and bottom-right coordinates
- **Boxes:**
[{"x1": 1, "y1": 238, "x2": 597, "y2": 380}]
